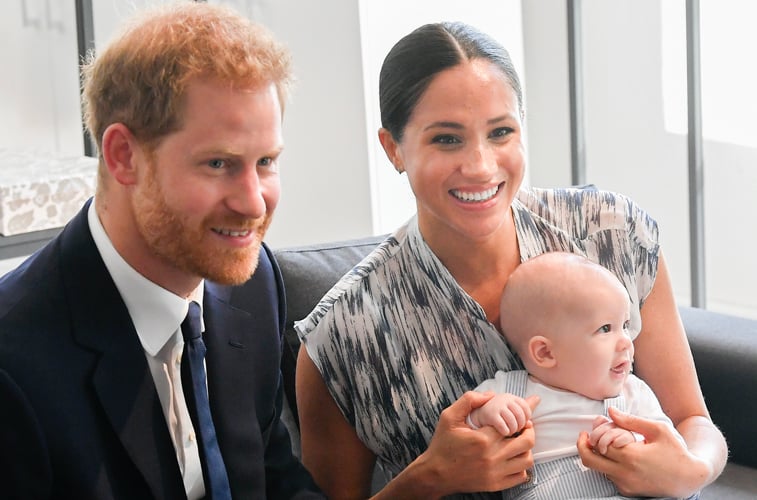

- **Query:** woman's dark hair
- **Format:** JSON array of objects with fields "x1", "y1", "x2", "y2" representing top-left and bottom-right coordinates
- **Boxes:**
[{"x1": 379, "y1": 21, "x2": 523, "y2": 142}]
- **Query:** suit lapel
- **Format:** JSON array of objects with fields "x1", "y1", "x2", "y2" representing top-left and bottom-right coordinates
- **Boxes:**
[
  {"x1": 59, "y1": 202, "x2": 184, "y2": 499},
  {"x1": 201, "y1": 249, "x2": 285, "y2": 496},
  {"x1": 202, "y1": 285, "x2": 261, "y2": 493}
]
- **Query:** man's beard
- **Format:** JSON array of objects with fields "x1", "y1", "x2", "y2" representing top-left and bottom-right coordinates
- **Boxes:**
[{"x1": 132, "y1": 163, "x2": 271, "y2": 286}]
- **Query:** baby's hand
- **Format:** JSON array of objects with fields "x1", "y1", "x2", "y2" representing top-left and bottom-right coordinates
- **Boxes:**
[
  {"x1": 467, "y1": 393, "x2": 534, "y2": 437},
  {"x1": 588, "y1": 415, "x2": 638, "y2": 455}
]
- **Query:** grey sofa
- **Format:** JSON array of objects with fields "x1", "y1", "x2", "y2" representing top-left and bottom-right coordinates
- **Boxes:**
[{"x1": 273, "y1": 236, "x2": 757, "y2": 499}]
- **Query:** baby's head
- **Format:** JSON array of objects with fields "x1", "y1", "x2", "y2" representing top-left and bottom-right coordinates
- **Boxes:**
[{"x1": 499, "y1": 252, "x2": 634, "y2": 400}]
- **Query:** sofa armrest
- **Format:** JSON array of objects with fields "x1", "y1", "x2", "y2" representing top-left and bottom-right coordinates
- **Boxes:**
[
  {"x1": 273, "y1": 236, "x2": 385, "y2": 424},
  {"x1": 681, "y1": 306, "x2": 757, "y2": 468},
  {"x1": 274, "y1": 235, "x2": 386, "y2": 335}
]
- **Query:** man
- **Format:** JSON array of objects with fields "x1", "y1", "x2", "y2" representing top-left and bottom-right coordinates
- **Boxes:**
[{"x1": 0, "y1": 3, "x2": 323, "y2": 499}]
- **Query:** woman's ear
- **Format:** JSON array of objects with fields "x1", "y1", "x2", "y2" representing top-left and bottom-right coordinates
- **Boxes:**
[
  {"x1": 378, "y1": 128, "x2": 404, "y2": 174},
  {"x1": 101, "y1": 123, "x2": 142, "y2": 186},
  {"x1": 528, "y1": 335, "x2": 557, "y2": 368}
]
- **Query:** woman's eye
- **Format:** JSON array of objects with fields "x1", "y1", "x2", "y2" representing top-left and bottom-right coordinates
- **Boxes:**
[
  {"x1": 432, "y1": 135, "x2": 460, "y2": 145},
  {"x1": 208, "y1": 159, "x2": 226, "y2": 169},
  {"x1": 490, "y1": 127, "x2": 513, "y2": 139}
]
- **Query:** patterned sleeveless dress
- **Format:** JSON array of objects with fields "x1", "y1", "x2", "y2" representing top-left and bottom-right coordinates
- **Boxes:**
[{"x1": 296, "y1": 187, "x2": 660, "y2": 498}]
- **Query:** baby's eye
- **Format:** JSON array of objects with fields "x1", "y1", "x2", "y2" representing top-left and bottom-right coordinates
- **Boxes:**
[
  {"x1": 598, "y1": 324, "x2": 612, "y2": 333},
  {"x1": 623, "y1": 320, "x2": 631, "y2": 331}
]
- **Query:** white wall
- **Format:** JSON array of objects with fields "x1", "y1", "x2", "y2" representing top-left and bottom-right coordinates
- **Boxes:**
[
  {"x1": 0, "y1": 1, "x2": 82, "y2": 157},
  {"x1": 252, "y1": 0, "x2": 526, "y2": 246},
  {"x1": 521, "y1": 0, "x2": 691, "y2": 298},
  {"x1": 357, "y1": 0, "x2": 526, "y2": 236},
  {"x1": 581, "y1": 0, "x2": 692, "y2": 308},
  {"x1": 520, "y1": 0, "x2": 572, "y2": 189},
  {"x1": 522, "y1": 0, "x2": 757, "y2": 319},
  {"x1": 3, "y1": 0, "x2": 754, "y2": 318},
  {"x1": 93, "y1": 0, "x2": 378, "y2": 249},
  {"x1": 225, "y1": 0, "x2": 375, "y2": 247}
]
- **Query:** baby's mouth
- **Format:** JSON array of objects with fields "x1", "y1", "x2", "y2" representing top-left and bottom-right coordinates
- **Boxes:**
[{"x1": 611, "y1": 360, "x2": 631, "y2": 375}]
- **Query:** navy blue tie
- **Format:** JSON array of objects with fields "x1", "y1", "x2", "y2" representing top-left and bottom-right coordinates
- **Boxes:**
[{"x1": 181, "y1": 301, "x2": 232, "y2": 500}]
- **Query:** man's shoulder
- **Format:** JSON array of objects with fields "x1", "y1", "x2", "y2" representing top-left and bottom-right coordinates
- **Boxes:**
[
  {"x1": 0, "y1": 240, "x2": 62, "y2": 321},
  {"x1": 205, "y1": 242, "x2": 282, "y2": 314}
]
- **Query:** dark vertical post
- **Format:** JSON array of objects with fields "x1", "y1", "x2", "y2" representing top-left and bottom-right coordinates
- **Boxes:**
[
  {"x1": 567, "y1": 0, "x2": 586, "y2": 186},
  {"x1": 686, "y1": 0, "x2": 706, "y2": 308},
  {"x1": 75, "y1": 0, "x2": 96, "y2": 157}
]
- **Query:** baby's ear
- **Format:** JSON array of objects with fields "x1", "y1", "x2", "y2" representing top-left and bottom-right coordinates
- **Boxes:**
[{"x1": 528, "y1": 336, "x2": 556, "y2": 368}]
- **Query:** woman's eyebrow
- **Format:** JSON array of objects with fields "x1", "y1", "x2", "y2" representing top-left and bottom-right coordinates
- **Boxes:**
[
  {"x1": 423, "y1": 113, "x2": 518, "y2": 132},
  {"x1": 423, "y1": 121, "x2": 463, "y2": 131}
]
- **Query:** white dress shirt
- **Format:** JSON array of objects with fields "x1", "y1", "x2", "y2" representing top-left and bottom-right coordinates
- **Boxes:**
[{"x1": 87, "y1": 201, "x2": 206, "y2": 499}]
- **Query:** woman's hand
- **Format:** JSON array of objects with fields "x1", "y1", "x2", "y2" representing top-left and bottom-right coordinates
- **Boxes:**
[
  {"x1": 577, "y1": 407, "x2": 711, "y2": 498},
  {"x1": 588, "y1": 414, "x2": 637, "y2": 455},
  {"x1": 610, "y1": 252, "x2": 726, "y2": 497},
  {"x1": 468, "y1": 392, "x2": 538, "y2": 437},
  {"x1": 385, "y1": 391, "x2": 537, "y2": 498}
]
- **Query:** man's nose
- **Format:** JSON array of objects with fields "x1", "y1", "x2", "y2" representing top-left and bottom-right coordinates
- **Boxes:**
[{"x1": 226, "y1": 167, "x2": 266, "y2": 218}]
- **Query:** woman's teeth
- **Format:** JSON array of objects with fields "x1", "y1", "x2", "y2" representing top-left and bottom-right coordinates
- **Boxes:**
[{"x1": 451, "y1": 184, "x2": 500, "y2": 202}]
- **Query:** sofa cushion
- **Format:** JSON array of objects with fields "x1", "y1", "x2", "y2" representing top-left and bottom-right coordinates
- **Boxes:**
[
  {"x1": 274, "y1": 235, "x2": 385, "y2": 424},
  {"x1": 275, "y1": 235, "x2": 386, "y2": 335},
  {"x1": 680, "y1": 306, "x2": 757, "y2": 468},
  {"x1": 700, "y1": 462, "x2": 757, "y2": 499}
]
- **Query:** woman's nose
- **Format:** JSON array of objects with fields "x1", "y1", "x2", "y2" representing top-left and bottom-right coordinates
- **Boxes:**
[{"x1": 461, "y1": 143, "x2": 497, "y2": 179}]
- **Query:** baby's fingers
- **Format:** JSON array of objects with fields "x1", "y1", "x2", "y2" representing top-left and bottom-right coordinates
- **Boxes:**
[
  {"x1": 591, "y1": 428, "x2": 615, "y2": 455},
  {"x1": 592, "y1": 428, "x2": 636, "y2": 455},
  {"x1": 592, "y1": 414, "x2": 611, "y2": 429},
  {"x1": 497, "y1": 406, "x2": 524, "y2": 436}
]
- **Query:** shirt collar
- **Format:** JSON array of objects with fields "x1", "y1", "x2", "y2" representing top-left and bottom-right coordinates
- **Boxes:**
[{"x1": 87, "y1": 200, "x2": 204, "y2": 357}]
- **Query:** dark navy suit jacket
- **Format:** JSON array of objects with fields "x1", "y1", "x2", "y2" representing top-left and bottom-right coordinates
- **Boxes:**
[{"x1": 0, "y1": 200, "x2": 323, "y2": 499}]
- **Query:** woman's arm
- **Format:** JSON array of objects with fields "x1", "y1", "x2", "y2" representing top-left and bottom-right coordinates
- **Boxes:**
[
  {"x1": 577, "y1": 252, "x2": 727, "y2": 497},
  {"x1": 296, "y1": 348, "x2": 537, "y2": 499},
  {"x1": 296, "y1": 348, "x2": 376, "y2": 499}
]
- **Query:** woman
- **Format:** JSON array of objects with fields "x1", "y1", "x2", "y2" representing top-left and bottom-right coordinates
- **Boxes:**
[{"x1": 295, "y1": 21, "x2": 726, "y2": 499}]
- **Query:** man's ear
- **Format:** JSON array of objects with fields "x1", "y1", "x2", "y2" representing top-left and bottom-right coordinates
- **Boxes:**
[
  {"x1": 528, "y1": 335, "x2": 557, "y2": 368},
  {"x1": 378, "y1": 128, "x2": 405, "y2": 174},
  {"x1": 101, "y1": 123, "x2": 142, "y2": 186}
]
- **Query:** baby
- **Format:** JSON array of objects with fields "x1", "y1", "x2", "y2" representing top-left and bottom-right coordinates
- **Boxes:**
[{"x1": 468, "y1": 252, "x2": 688, "y2": 499}]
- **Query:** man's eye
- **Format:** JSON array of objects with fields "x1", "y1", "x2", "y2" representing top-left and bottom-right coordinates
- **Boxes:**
[
  {"x1": 208, "y1": 159, "x2": 226, "y2": 169},
  {"x1": 258, "y1": 157, "x2": 272, "y2": 167}
]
